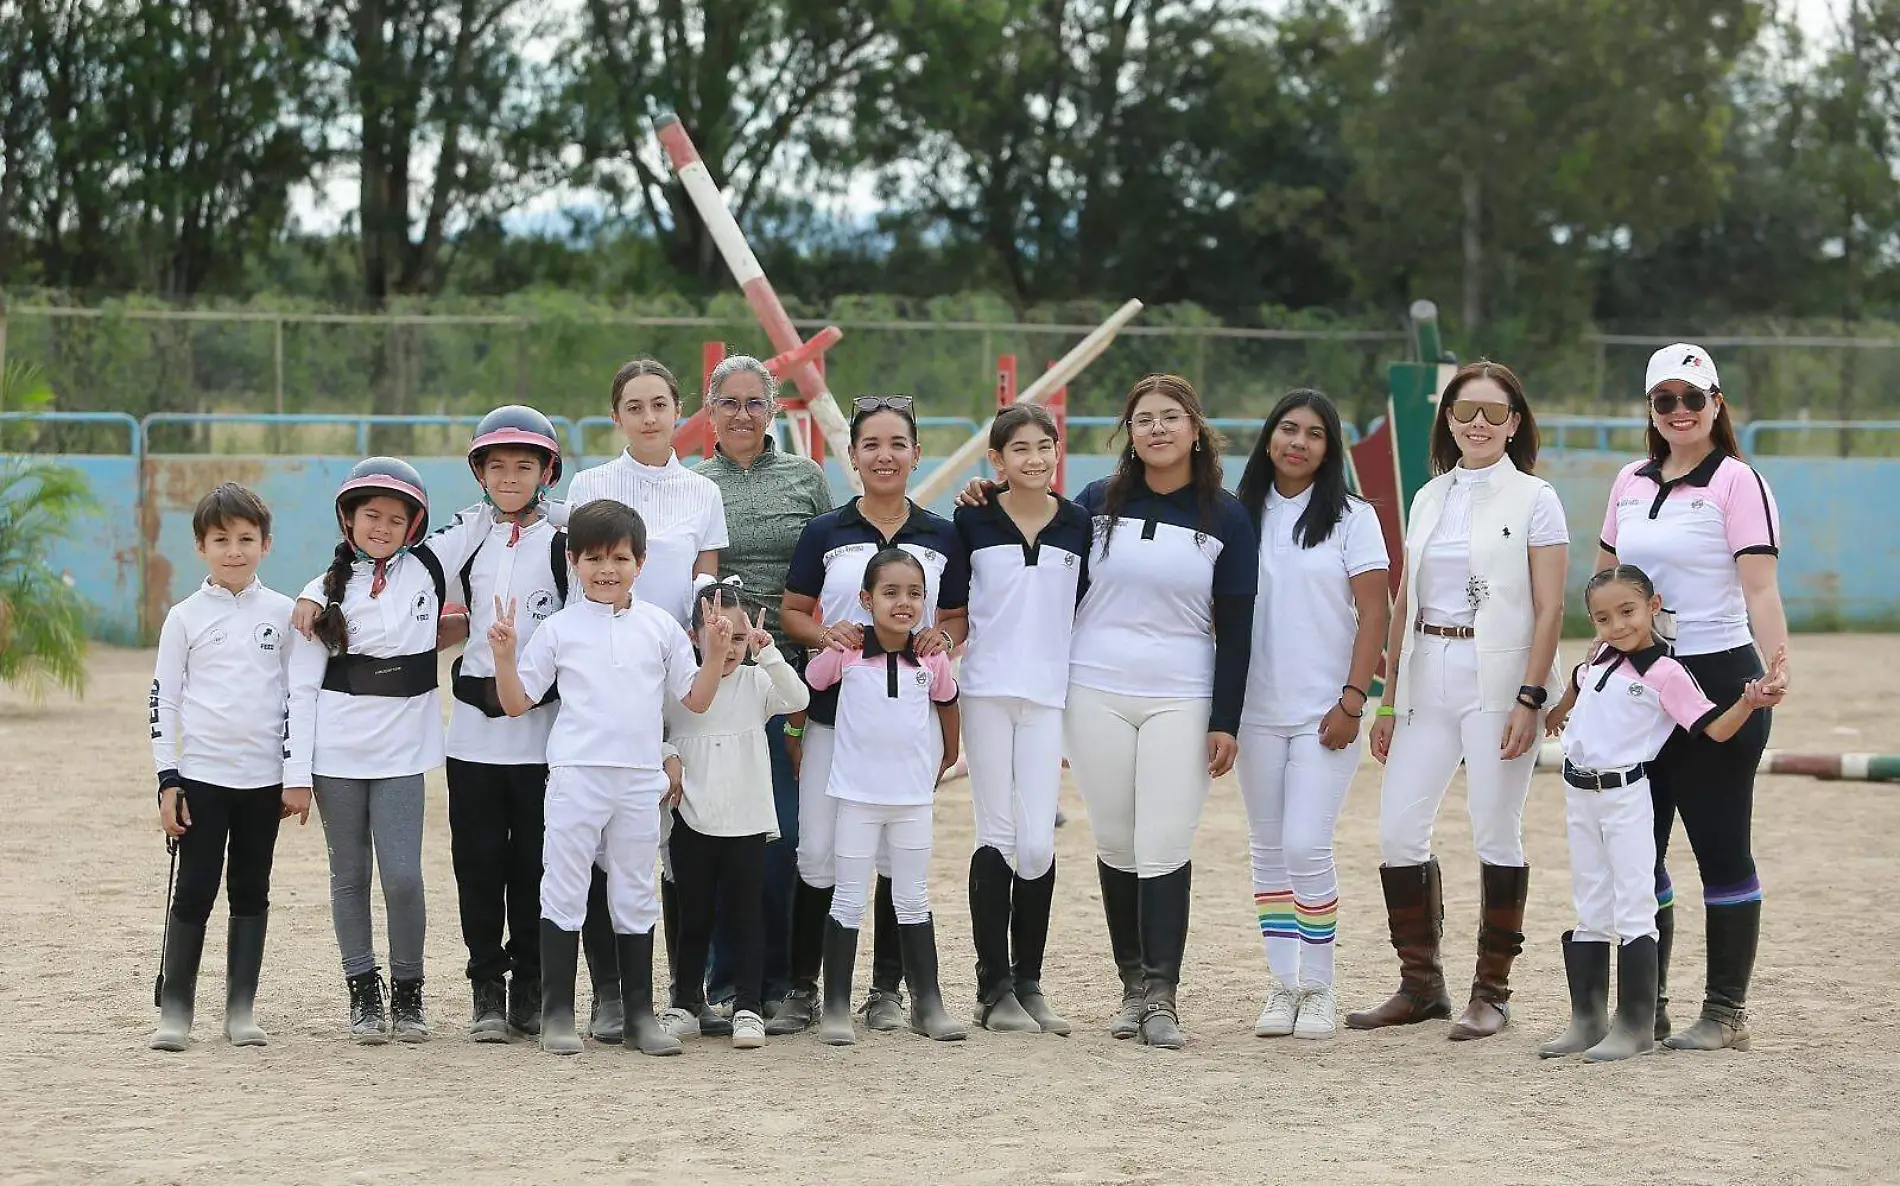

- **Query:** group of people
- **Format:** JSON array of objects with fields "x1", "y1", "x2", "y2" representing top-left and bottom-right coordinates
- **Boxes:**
[{"x1": 146, "y1": 341, "x2": 1789, "y2": 1063}]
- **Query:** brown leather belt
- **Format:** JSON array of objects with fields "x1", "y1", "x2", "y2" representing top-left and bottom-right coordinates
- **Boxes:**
[{"x1": 1416, "y1": 621, "x2": 1475, "y2": 639}]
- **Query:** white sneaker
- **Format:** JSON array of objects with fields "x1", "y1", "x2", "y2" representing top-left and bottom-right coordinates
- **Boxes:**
[
  {"x1": 1293, "y1": 985, "x2": 1336, "y2": 1040},
  {"x1": 657, "y1": 1007, "x2": 701, "y2": 1038},
  {"x1": 731, "y1": 1009, "x2": 767, "y2": 1050},
  {"x1": 1254, "y1": 983, "x2": 1300, "y2": 1037}
]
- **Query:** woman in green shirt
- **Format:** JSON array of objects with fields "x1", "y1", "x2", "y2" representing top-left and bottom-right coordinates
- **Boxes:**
[{"x1": 694, "y1": 355, "x2": 835, "y2": 1017}]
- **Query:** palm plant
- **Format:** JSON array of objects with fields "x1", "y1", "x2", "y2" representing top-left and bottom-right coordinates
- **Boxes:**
[{"x1": 0, "y1": 354, "x2": 92, "y2": 698}]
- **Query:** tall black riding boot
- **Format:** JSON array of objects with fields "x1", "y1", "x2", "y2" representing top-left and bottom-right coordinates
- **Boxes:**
[
  {"x1": 1137, "y1": 864, "x2": 1192, "y2": 1050},
  {"x1": 900, "y1": 915, "x2": 967, "y2": 1042},
  {"x1": 768, "y1": 878, "x2": 832, "y2": 1035},
  {"x1": 970, "y1": 847, "x2": 1037, "y2": 1032},
  {"x1": 863, "y1": 875, "x2": 906, "y2": 1031},
  {"x1": 1098, "y1": 860, "x2": 1144, "y2": 1039},
  {"x1": 538, "y1": 921, "x2": 583, "y2": 1055},
  {"x1": 581, "y1": 868, "x2": 622, "y2": 1044},
  {"x1": 617, "y1": 929, "x2": 682, "y2": 1056},
  {"x1": 1584, "y1": 936, "x2": 1659, "y2": 1062},
  {"x1": 223, "y1": 912, "x2": 270, "y2": 1047},
  {"x1": 1654, "y1": 903, "x2": 1675, "y2": 1041},
  {"x1": 1012, "y1": 859, "x2": 1069, "y2": 1035},
  {"x1": 1537, "y1": 932, "x2": 1610, "y2": 1058},
  {"x1": 150, "y1": 918, "x2": 207, "y2": 1052},
  {"x1": 1664, "y1": 900, "x2": 1759, "y2": 1052},
  {"x1": 819, "y1": 919, "x2": 860, "y2": 1046}
]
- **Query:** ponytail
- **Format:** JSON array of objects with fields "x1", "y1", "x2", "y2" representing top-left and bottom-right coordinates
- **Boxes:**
[{"x1": 312, "y1": 540, "x2": 355, "y2": 652}]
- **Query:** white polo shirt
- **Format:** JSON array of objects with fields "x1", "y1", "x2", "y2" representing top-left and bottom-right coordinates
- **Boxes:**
[
  {"x1": 1415, "y1": 459, "x2": 1568, "y2": 626},
  {"x1": 285, "y1": 552, "x2": 445, "y2": 786},
  {"x1": 150, "y1": 577, "x2": 295, "y2": 790},
  {"x1": 954, "y1": 495, "x2": 1091, "y2": 708},
  {"x1": 518, "y1": 595, "x2": 699, "y2": 770},
  {"x1": 562, "y1": 451, "x2": 729, "y2": 628},
  {"x1": 1243, "y1": 491, "x2": 1389, "y2": 730},
  {"x1": 804, "y1": 636, "x2": 958, "y2": 806},
  {"x1": 1067, "y1": 477, "x2": 1258, "y2": 730},
  {"x1": 426, "y1": 504, "x2": 565, "y2": 766},
  {"x1": 1561, "y1": 642, "x2": 1721, "y2": 772},
  {"x1": 1600, "y1": 452, "x2": 1780, "y2": 656}
]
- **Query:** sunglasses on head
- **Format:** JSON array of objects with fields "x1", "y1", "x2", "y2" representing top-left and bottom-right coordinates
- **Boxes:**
[
  {"x1": 853, "y1": 395, "x2": 915, "y2": 414},
  {"x1": 1650, "y1": 389, "x2": 1711, "y2": 415},
  {"x1": 1449, "y1": 399, "x2": 1513, "y2": 426}
]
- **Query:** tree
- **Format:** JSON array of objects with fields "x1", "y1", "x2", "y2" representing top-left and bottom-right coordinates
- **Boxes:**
[
  {"x1": 1346, "y1": 0, "x2": 1762, "y2": 338},
  {"x1": 0, "y1": 443, "x2": 91, "y2": 699},
  {"x1": 563, "y1": 0, "x2": 916, "y2": 287}
]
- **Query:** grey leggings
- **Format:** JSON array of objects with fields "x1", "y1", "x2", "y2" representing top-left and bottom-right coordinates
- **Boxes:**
[{"x1": 314, "y1": 774, "x2": 427, "y2": 981}]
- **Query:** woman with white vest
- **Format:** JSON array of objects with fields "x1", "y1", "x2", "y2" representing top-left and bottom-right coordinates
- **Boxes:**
[{"x1": 1347, "y1": 360, "x2": 1567, "y2": 1041}]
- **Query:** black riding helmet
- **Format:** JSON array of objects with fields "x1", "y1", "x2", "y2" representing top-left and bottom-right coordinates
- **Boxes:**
[
  {"x1": 335, "y1": 456, "x2": 430, "y2": 546},
  {"x1": 467, "y1": 404, "x2": 563, "y2": 484}
]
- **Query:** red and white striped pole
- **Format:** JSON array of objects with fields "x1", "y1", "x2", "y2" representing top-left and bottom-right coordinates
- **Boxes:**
[{"x1": 652, "y1": 112, "x2": 857, "y2": 489}]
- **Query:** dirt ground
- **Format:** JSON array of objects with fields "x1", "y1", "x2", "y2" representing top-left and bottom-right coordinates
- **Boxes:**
[{"x1": 2, "y1": 637, "x2": 1896, "y2": 1186}]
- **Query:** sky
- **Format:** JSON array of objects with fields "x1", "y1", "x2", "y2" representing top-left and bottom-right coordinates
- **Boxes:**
[{"x1": 287, "y1": 0, "x2": 1852, "y2": 240}]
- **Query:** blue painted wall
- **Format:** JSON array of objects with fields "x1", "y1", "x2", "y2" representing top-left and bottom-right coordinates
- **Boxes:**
[{"x1": 11, "y1": 445, "x2": 1898, "y2": 642}]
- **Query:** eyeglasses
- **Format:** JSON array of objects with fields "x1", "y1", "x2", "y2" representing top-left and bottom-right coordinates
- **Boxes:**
[
  {"x1": 1449, "y1": 400, "x2": 1513, "y2": 426},
  {"x1": 1130, "y1": 410, "x2": 1189, "y2": 434},
  {"x1": 708, "y1": 396, "x2": 774, "y2": 417},
  {"x1": 853, "y1": 395, "x2": 915, "y2": 413},
  {"x1": 1650, "y1": 389, "x2": 1711, "y2": 415}
]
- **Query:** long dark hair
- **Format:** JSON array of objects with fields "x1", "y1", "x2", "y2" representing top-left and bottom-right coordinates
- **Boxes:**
[
  {"x1": 1099, "y1": 374, "x2": 1225, "y2": 555},
  {"x1": 1429, "y1": 359, "x2": 1540, "y2": 476},
  {"x1": 1236, "y1": 389, "x2": 1358, "y2": 548},
  {"x1": 312, "y1": 538, "x2": 356, "y2": 653}
]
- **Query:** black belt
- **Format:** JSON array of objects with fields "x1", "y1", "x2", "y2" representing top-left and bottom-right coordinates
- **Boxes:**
[
  {"x1": 322, "y1": 650, "x2": 438, "y2": 698},
  {"x1": 450, "y1": 655, "x2": 558, "y2": 717},
  {"x1": 1563, "y1": 760, "x2": 1646, "y2": 791}
]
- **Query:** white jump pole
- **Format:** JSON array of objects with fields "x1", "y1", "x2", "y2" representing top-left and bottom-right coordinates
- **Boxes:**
[
  {"x1": 912, "y1": 298, "x2": 1144, "y2": 505},
  {"x1": 652, "y1": 112, "x2": 860, "y2": 490}
]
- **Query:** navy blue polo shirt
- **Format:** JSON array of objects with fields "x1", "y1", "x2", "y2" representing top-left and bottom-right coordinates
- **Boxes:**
[
  {"x1": 954, "y1": 493, "x2": 1091, "y2": 709},
  {"x1": 785, "y1": 497, "x2": 969, "y2": 725},
  {"x1": 1069, "y1": 475, "x2": 1258, "y2": 733}
]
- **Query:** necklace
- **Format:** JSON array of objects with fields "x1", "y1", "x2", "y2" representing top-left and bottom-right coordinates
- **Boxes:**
[{"x1": 862, "y1": 499, "x2": 909, "y2": 528}]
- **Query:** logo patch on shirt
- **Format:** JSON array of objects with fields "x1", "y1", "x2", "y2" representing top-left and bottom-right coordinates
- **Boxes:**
[
  {"x1": 1690, "y1": 498, "x2": 1706, "y2": 510},
  {"x1": 1063, "y1": 552, "x2": 1078, "y2": 569},
  {"x1": 527, "y1": 589, "x2": 557, "y2": 620},
  {"x1": 1627, "y1": 683, "x2": 1646, "y2": 699},
  {"x1": 413, "y1": 590, "x2": 431, "y2": 621},
  {"x1": 253, "y1": 623, "x2": 279, "y2": 652},
  {"x1": 207, "y1": 628, "x2": 228, "y2": 646},
  {"x1": 915, "y1": 669, "x2": 931, "y2": 688}
]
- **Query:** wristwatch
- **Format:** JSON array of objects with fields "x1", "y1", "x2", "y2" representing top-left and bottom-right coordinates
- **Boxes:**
[{"x1": 1517, "y1": 683, "x2": 1549, "y2": 708}]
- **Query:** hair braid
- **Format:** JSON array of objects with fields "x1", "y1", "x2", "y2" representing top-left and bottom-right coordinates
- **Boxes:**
[{"x1": 312, "y1": 540, "x2": 355, "y2": 652}]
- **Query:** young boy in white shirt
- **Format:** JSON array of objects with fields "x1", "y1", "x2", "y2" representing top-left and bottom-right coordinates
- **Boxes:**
[
  {"x1": 148, "y1": 483, "x2": 301, "y2": 1051},
  {"x1": 489, "y1": 499, "x2": 729, "y2": 1056}
]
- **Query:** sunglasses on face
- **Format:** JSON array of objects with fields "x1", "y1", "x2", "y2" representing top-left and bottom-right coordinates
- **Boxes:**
[
  {"x1": 708, "y1": 396, "x2": 774, "y2": 417},
  {"x1": 1650, "y1": 390, "x2": 1711, "y2": 415},
  {"x1": 1449, "y1": 399, "x2": 1513, "y2": 426},
  {"x1": 853, "y1": 395, "x2": 915, "y2": 413}
]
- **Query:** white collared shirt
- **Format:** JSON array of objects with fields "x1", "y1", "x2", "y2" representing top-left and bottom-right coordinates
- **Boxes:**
[
  {"x1": 805, "y1": 640, "x2": 958, "y2": 806},
  {"x1": 517, "y1": 595, "x2": 700, "y2": 770},
  {"x1": 562, "y1": 451, "x2": 729, "y2": 628},
  {"x1": 663, "y1": 645, "x2": 810, "y2": 837},
  {"x1": 150, "y1": 577, "x2": 296, "y2": 790},
  {"x1": 284, "y1": 552, "x2": 445, "y2": 786},
  {"x1": 1415, "y1": 458, "x2": 1568, "y2": 626},
  {"x1": 1243, "y1": 489, "x2": 1388, "y2": 729},
  {"x1": 1562, "y1": 644, "x2": 1720, "y2": 771}
]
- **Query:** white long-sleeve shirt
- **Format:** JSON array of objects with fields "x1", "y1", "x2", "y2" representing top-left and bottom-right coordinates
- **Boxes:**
[
  {"x1": 427, "y1": 502, "x2": 565, "y2": 765},
  {"x1": 662, "y1": 644, "x2": 809, "y2": 838},
  {"x1": 149, "y1": 577, "x2": 295, "y2": 790},
  {"x1": 516, "y1": 595, "x2": 699, "y2": 770},
  {"x1": 284, "y1": 551, "x2": 445, "y2": 787}
]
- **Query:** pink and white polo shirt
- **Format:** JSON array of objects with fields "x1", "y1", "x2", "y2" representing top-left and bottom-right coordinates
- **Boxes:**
[
  {"x1": 1599, "y1": 452, "x2": 1779, "y2": 655},
  {"x1": 1561, "y1": 642, "x2": 1720, "y2": 773},
  {"x1": 804, "y1": 636, "x2": 959, "y2": 807}
]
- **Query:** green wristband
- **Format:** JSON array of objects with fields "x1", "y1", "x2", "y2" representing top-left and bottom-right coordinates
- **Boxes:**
[
  {"x1": 783, "y1": 723, "x2": 805, "y2": 739},
  {"x1": 1375, "y1": 705, "x2": 1396, "y2": 719}
]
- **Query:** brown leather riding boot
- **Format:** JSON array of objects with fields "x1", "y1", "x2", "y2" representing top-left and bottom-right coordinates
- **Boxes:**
[
  {"x1": 1449, "y1": 863, "x2": 1530, "y2": 1041},
  {"x1": 1345, "y1": 860, "x2": 1454, "y2": 1030}
]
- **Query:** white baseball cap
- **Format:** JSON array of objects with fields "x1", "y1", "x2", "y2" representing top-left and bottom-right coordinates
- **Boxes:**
[{"x1": 1644, "y1": 343, "x2": 1720, "y2": 394}]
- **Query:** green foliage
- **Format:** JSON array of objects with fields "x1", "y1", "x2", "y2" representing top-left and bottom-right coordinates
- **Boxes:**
[{"x1": 0, "y1": 459, "x2": 92, "y2": 700}]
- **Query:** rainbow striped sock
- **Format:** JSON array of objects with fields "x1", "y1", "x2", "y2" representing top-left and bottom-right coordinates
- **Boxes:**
[
  {"x1": 1655, "y1": 868, "x2": 1675, "y2": 912},
  {"x1": 1704, "y1": 874, "x2": 1763, "y2": 907},
  {"x1": 1294, "y1": 895, "x2": 1338, "y2": 946},
  {"x1": 1256, "y1": 890, "x2": 1298, "y2": 943}
]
